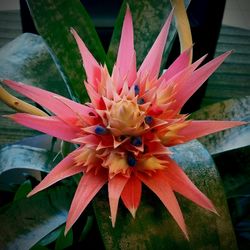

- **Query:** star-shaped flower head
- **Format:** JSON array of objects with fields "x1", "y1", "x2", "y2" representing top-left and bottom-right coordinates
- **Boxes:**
[{"x1": 2, "y1": 6, "x2": 245, "y2": 239}]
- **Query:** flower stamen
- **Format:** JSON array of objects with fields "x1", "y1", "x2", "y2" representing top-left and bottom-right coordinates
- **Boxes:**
[
  {"x1": 130, "y1": 136, "x2": 142, "y2": 147},
  {"x1": 95, "y1": 125, "x2": 108, "y2": 135},
  {"x1": 137, "y1": 98, "x2": 145, "y2": 105},
  {"x1": 145, "y1": 116, "x2": 153, "y2": 125},
  {"x1": 134, "y1": 84, "x2": 140, "y2": 95},
  {"x1": 127, "y1": 153, "x2": 137, "y2": 167}
]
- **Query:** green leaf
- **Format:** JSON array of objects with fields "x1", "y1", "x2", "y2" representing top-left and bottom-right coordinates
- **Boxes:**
[
  {"x1": 191, "y1": 97, "x2": 250, "y2": 205},
  {"x1": 107, "y1": 0, "x2": 190, "y2": 69},
  {"x1": 55, "y1": 227, "x2": 73, "y2": 250},
  {"x1": 191, "y1": 96, "x2": 250, "y2": 155},
  {"x1": 213, "y1": 145, "x2": 250, "y2": 197},
  {"x1": 0, "y1": 33, "x2": 69, "y2": 96},
  {"x1": 0, "y1": 144, "x2": 60, "y2": 191},
  {"x1": 79, "y1": 216, "x2": 94, "y2": 242},
  {"x1": 30, "y1": 245, "x2": 50, "y2": 250},
  {"x1": 13, "y1": 179, "x2": 32, "y2": 201},
  {"x1": 0, "y1": 185, "x2": 74, "y2": 250},
  {"x1": 36, "y1": 225, "x2": 63, "y2": 247},
  {"x1": 60, "y1": 141, "x2": 75, "y2": 158},
  {"x1": 0, "y1": 144, "x2": 57, "y2": 174},
  {"x1": 94, "y1": 140, "x2": 238, "y2": 249},
  {"x1": 0, "y1": 33, "x2": 70, "y2": 145},
  {"x1": 26, "y1": 0, "x2": 107, "y2": 102},
  {"x1": 212, "y1": 144, "x2": 250, "y2": 249}
]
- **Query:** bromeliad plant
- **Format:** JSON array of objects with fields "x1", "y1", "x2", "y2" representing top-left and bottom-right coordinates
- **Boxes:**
[{"x1": 0, "y1": 0, "x2": 248, "y2": 248}]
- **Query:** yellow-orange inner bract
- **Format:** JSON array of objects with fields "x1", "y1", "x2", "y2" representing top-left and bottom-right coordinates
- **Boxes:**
[
  {"x1": 72, "y1": 72, "x2": 182, "y2": 178},
  {"x1": 107, "y1": 99, "x2": 145, "y2": 136}
]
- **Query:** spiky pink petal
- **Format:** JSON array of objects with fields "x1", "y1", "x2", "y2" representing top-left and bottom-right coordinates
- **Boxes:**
[
  {"x1": 108, "y1": 175, "x2": 129, "y2": 227},
  {"x1": 2, "y1": 79, "x2": 95, "y2": 124},
  {"x1": 160, "y1": 47, "x2": 193, "y2": 82},
  {"x1": 174, "y1": 51, "x2": 232, "y2": 111},
  {"x1": 72, "y1": 134, "x2": 100, "y2": 146},
  {"x1": 158, "y1": 54, "x2": 207, "y2": 96},
  {"x1": 178, "y1": 120, "x2": 246, "y2": 143},
  {"x1": 71, "y1": 28, "x2": 101, "y2": 88},
  {"x1": 138, "y1": 10, "x2": 174, "y2": 80},
  {"x1": 164, "y1": 158, "x2": 217, "y2": 213},
  {"x1": 7, "y1": 113, "x2": 80, "y2": 142},
  {"x1": 28, "y1": 151, "x2": 82, "y2": 197},
  {"x1": 127, "y1": 52, "x2": 137, "y2": 87},
  {"x1": 115, "y1": 6, "x2": 136, "y2": 86},
  {"x1": 84, "y1": 82, "x2": 105, "y2": 110},
  {"x1": 121, "y1": 175, "x2": 142, "y2": 218},
  {"x1": 65, "y1": 169, "x2": 108, "y2": 234},
  {"x1": 137, "y1": 171, "x2": 188, "y2": 239},
  {"x1": 146, "y1": 141, "x2": 171, "y2": 155}
]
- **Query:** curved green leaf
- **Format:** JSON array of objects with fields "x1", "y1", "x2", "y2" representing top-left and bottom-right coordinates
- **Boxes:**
[
  {"x1": 55, "y1": 227, "x2": 73, "y2": 250},
  {"x1": 213, "y1": 145, "x2": 250, "y2": 197},
  {"x1": 0, "y1": 144, "x2": 56, "y2": 174},
  {"x1": 108, "y1": 0, "x2": 190, "y2": 68},
  {"x1": 183, "y1": 95, "x2": 250, "y2": 247},
  {"x1": 213, "y1": 145, "x2": 250, "y2": 249},
  {"x1": 31, "y1": 245, "x2": 49, "y2": 250},
  {"x1": 0, "y1": 33, "x2": 70, "y2": 145},
  {"x1": 0, "y1": 33, "x2": 68, "y2": 95},
  {"x1": 94, "y1": 140, "x2": 237, "y2": 249},
  {"x1": 0, "y1": 185, "x2": 74, "y2": 250},
  {"x1": 0, "y1": 144, "x2": 60, "y2": 190},
  {"x1": 36, "y1": 225, "x2": 63, "y2": 247},
  {"x1": 191, "y1": 96, "x2": 250, "y2": 155},
  {"x1": 26, "y1": 0, "x2": 107, "y2": 102},
  {"x1": 13, "y1": 180, "x2": 32, "y2": 201}
]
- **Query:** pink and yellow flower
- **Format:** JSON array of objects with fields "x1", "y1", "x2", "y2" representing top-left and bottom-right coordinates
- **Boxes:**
[{"x1": 2, "y1": 7, "x2": 245, "y2": 238}]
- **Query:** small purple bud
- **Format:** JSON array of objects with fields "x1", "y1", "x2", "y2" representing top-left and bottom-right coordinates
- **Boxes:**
[
  {"x1": 94, "y1": 125, "x2": 108, "y2": 135},
  {"x1": 137, "y1": 98, "x2": 145, "y2": 105},
  {"x1": 127, "y1": 153, "x2": 137, "y2": 167},
  {"x1": 130, "y1": 136, "x2": 142, "y2": 147},
  {"x1": 145, "y1": 116, "x2": 153, "y2": 125},
  {"x1": 134, "y1": 85, "x2": 140, "y2": 95}
]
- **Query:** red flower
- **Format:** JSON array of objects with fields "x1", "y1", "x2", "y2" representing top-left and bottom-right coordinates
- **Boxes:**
[{"x1": 3, "y1": 7, "x2": 245, "y2": 238}]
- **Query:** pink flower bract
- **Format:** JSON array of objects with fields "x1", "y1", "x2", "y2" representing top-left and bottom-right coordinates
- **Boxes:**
[{"x1": 3, "y1": 7, "x2": 245, "y2": 238}]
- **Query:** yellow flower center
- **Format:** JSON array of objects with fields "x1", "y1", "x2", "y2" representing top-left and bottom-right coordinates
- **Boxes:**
[{"x1": 107, "y1": 99, "x2": 145, "y2": 136}]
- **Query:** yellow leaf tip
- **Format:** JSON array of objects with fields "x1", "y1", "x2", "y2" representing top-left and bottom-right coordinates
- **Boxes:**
[
  {"x1": 26, "y1": 190, "x2": 35, "y2": 198},
  {"x1": 70, "y1": 27, "x2": 76, "y2": 35},
  {"x1": 2, "y1": 114, "x2": 13, "y2": 119},
  {"x1": 64, "y1": 228, "x2": 69, "y2": 236},
  {"x1": 129, "y1": 207, "x2": 137, "y2": 219}
]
